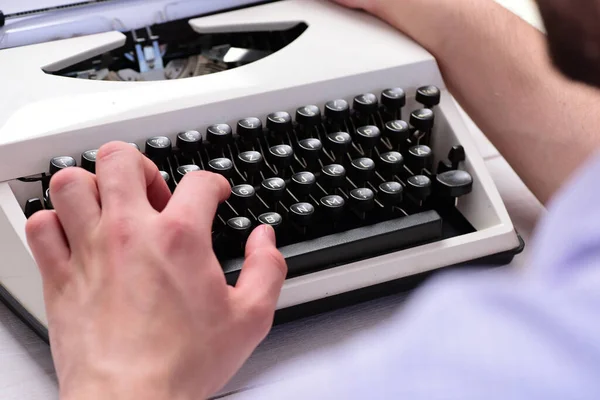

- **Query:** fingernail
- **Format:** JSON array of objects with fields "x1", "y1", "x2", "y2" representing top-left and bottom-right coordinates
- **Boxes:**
[{"x1": 261, "y1": 224, "x2": 276, "y2": 245}]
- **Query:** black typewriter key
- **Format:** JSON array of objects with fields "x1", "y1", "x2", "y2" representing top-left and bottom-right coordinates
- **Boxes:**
[
  {"x1": 320, "y1": 164, "x2": 347, "y2": 189},
  {"x1": 356, "y1": 126, "x2": 381, "y2": 151},
  {"x1": 378, "y1": 151, "x2": 404, "y2": 177},
  {"x1": 378, "y1": 181, "x2": 404, "y2": 207},
  {"x1": 49, "y1": 156, "x2": 77, "y2": 175},
  {"x1": 407, "y1": 145, "x2": 433, "y2": 172},
  {"x1": 81, "y1": 150, "x2": 98, "y2": 173},
  {"x1": 226, "y1": 216, "x2": 253, "y2": 243},
  {"x1": 231, "y1": 184, "x2": 257, "y2": 209},
  {"x1": 176, "y1": 130, "x2": 202, "y2": 154},
  {"x1": 268, "y1": 144, "x2": 294, "y2": 171},
  {"x1": 159, "y1": 171, "x2": 175, "y2": 191},
  {"x1": 237, "y1": 151, "x2": 263, "y2": 176},
  {"x1": 289, "y1": 202, "x2": 315, "y2": 228},
  {"x1": 448, "y1": 145, "x2": 466, "y2": 169},
  {"x1": 145, "y1": 136, "x2": 172, "y2": 160},
  {"x1": 290, "y1": 171, "x2": 316, "y2": 197},
  {"x1": 353, "y1": 93, "x2": 378, "y2": 122},
  {"x1": 297, "y1": 138, "x2": 323, "y2": 165},
  {"x1": 435, "y1": 170, "x2": 473, "y2": 198},
  {"x1": 407, "y1": 175, "x2": 432, "y2": 201},
  {"x1": 325, "y1": 132, "x2": 352, "y2": 157},
  {"x1": 207, "y1": 124, "x2": 233, "y2": 147},
  {"x1": 267, "y1": 112, "x2": 292, "y2": 139},
  {"x1": 349, "y1": 188, "x2": 376, "y2": 214},
  {"x1": 25, "y1": 198, "x2": 44, "y2": 218},
  {"x1": 175, "y1": 164, "x2": 201, "y2": 182},
  {"x1": 43, "y1": 188, "x2": 53, "y2": 210},
  {"x1": 384, "y1": 120, "x2": 410, "y2": 145},
  {"x1": 319, "y1": 195, "x2": 345, "y2": 222},
  {"x1": 410, "y1": 108, "x2": 435, "y2": 134},
  {"x1": 258, "y1": 212, "x2": 283, "y2": 230},
  {"x1": 261, "y1": 177, "x2": 287, "y2": 203},
  {"x1": 237, "y1": 117, "x2": 263, "y2": 143},
  {"x1": 416, "y1": 85, "x2": 441, "y2": 108},
  {"x1": 381, "y1": 88, "x2": 406, "y2": 119},
  {"x1": 350, "y1": 157, "x2": 376, "y2": 184},
  {"x1": 208, "y1": 158, "x2": 234, "y2": 179},
  {"x1": 325, "y1": 99, "x2": 350, "y2": 125},
  {"x1": 296, "y1": 105, "x2": 321, "y2": 127}
]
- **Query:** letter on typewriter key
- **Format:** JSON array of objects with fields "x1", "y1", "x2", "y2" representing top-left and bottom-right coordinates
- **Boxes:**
[
  {"x1": 435, "y1": 170, "x2": 474, "y2": 198},
  {"x1": 297, "y1": 138, "x2": 323, "y2": 165},
  {"x1": 296, "y1": 105, "x2": 322, "y2": 132},
  {"x1": 261, "y1": 178, "x2": 287, "y2": 203},
  {"x1": 267, "y1": 112, "x2": 293, "y2": 138},
  {"x1": 349, "y1": 188, "x2": 376, "y2": 214},
  {"x1": 320, "y1": 164, "x2": 347, "y2": 189},
  {"x1": 378, "y1": 151, "x2": 404, "y2": 177},
  {"x1": 384, "y1": 120, "x2": 410, "y2": 145},
  {"x1": 258, "y1": 212, "x2": 283, "y2": 230},
  {"x1": 381, "y1": 88, "x2": 406, "y2": 117},
  {"x1": 226, "y1": 216, "x2": 253, "y2": 243},
  {"x1": 145, "y1": 136, "x2": 172, "y2": 160},
  {"x1": 289, "y1": 202, "x2": 315, "y2": 228},
  {"x1": 231, "y1": 184, "x2": 257, "y2": 209},
  {"x1": 49, "y1": 156, "x2": 77, "y2": 175},
  {"x1": 350, "y1": 157, "x2": 376, "y2": 183},
  {"x1": 207, "y1": 124, "x2": 233, "y2": 147},
  {"x1": 25, "y1": 198, "x2": 44, "y2": 219},
  {"x1": 326, "y1": 132, "x2": 352, "y2": 157},
  {"x1": 319, "y1": 194, "x2": 345, "y2": 221},
  {"x1": 416, "y1": 85, "x2": 441, "y2": 108},
  {"x1": 356, "y1": 126, "x2": 382, "y2": 151},
  {"x1": 353, "y1": 93, "x2": 379, "y2": 120},
  {"x1": 268, "y1": 145, "x2": 294, "y2": 171},
  {"x1": 325, "y1": 99, "x2": 350, "y2": 124},
  {"x1": 378, "y1": 181, "x2": 404, "y2": 206},
  {"x1": 80, "y1": 150, "x2": 98, "y2": 173},
  {"x1": 407, "y1": 145, "x2": 433, "y2": 172},
  {"x1": 237, "y1": 150, "x2": 263, "y2": 177},
  {"x1": 407, "y1": 175, "x2": 433, "y2": 201},
  {"x1": 208, "y1": 158, "x2": 234, "y2": 179},
  {"x1": 176, "y1": 130, "x2": 202, "y2": 154},
  {"x1": 291, "y1": 171, "x2": 316, "y2": 196},
  {"x1": 410, "y1": 108, "x2": 435, "y2": 134},
  {"x1": 237, "y1": 117, "x2": 263, "y2": 143},
  {"x1": 175, "y1": 164, "x2": 201, "y2": 183}
]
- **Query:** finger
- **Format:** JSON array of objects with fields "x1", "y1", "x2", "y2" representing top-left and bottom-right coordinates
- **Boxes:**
[
  {"x1": 143, "y1": 156, "x2": 171, "y2": 212},
  {"x1": 233, "y1": 225, "x2": 287, "y2": 320},
  {"x1": 25, "y1": 211, "x2": 71, "y2": 291},
  {"x1": 162, "y1": 171, "x2": 230, "y2": 231},
  {"x1": 96, "y1": 142, "x2": 170, "y2": 215},
  {"x1": 49, "y1": 167, "x2": 100, "y2": 247}
]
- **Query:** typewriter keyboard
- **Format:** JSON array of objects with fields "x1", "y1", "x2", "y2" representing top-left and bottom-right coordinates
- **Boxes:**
[{"x1": 22, "y1": 86, "x2": 475, "y2": 284}]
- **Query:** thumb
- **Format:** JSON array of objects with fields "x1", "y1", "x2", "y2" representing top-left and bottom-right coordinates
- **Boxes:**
[{"x1": 233, "y1": 225, "x2": 287, "y2": 319}]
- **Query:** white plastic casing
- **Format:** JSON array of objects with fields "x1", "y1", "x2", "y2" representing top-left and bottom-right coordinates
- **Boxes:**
[{"x1": 0, "y1": 0, "x2": 520, "y2": 329}]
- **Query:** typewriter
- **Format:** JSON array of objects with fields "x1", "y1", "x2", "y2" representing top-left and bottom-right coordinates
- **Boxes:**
[{"x1": 0, "y1": 0, "x2": 523, "y2": 341}]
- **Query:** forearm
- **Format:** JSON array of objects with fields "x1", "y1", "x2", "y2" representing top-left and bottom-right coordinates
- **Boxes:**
[{"x1": 369, "y1": 0, "x2": 600, "y2": 204}]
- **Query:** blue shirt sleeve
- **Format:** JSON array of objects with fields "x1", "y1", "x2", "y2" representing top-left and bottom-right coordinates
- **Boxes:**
[{"x1": 237, "y1": 153, "x2": 600, "y2": 400}]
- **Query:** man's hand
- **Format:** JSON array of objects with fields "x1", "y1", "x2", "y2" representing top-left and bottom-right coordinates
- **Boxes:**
[{"x1": 25, "y1": 142, "x2": 287, "y2": 400}]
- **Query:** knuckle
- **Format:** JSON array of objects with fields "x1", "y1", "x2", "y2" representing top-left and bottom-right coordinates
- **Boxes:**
[
  {"x1": 96, "y1": 141, "x2": 136, "y2": 164},
  {"x1": 160, "y1": 216, "x2": 206, "y2": 252},
  {"x1": 261, "y1": 247, "x2": 288, "y2": 278},
  {"x1": 245, "y1": 299, "x2": 275, "y2": 335},
  {"x1": 105, "y1": 214, "x2": 138, "y2": 247}
]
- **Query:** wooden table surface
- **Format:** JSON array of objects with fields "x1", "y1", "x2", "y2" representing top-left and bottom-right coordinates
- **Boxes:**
[{"x1": 0, "y1": 2, "x2": 545, "y2": 399}]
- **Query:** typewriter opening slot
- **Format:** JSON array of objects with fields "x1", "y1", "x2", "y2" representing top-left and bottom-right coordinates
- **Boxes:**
[{"x1": 44, "y1": 16, "x2": 308, "y2": 82}]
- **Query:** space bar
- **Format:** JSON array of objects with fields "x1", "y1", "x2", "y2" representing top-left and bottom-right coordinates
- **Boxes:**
[{"x1": 222, "y1": 210, "x2": 443, "y2": 285}]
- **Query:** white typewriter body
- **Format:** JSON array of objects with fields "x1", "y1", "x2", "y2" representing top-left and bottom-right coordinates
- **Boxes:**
[{"x1": 0, "y1": 0, "x2": 521, "y2": 333}]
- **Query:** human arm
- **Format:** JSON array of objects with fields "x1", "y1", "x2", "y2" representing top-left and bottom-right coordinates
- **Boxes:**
[
  {"x1": 335, "y1": 0, "x2": 600, "y2": 204},
  {"x1": 25, "y1": 142, "x2": 287, "y2": 400}
]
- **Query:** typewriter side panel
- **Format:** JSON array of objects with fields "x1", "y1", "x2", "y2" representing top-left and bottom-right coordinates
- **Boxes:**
[{"x1": 0, "y1": 183, "x2": 48, "y2": 328}]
